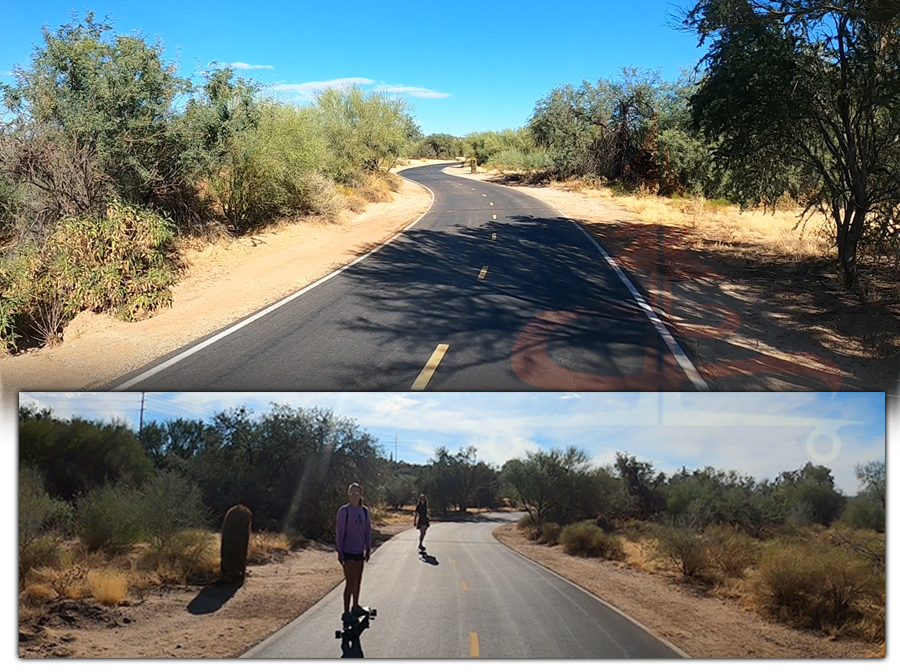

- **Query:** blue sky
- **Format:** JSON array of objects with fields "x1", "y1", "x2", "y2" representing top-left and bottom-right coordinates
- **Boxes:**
[
  {"x1": 0, "y1": 1, "x2": 706, "y2": 136},
  {"x1": 18, "y1": 391, "x2": 885, "y2": 495}
]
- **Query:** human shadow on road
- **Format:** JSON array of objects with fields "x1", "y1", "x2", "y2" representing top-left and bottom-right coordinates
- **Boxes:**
[
  {"x1": 187, "y1": 581, "x2": 242, "y2": 615},
  {"x1": 340, "y1": 636, "x2": 365, "y2": 658},
  {"x1": 418, "y1": 551, "x2": 439, "y2": 565}
]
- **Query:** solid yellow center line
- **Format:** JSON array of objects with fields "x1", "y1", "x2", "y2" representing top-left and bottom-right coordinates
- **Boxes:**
[
  {"x1": 469, "y1": 632, "x2": 480, "y2": 657},
  {"x1": 461, "y1": 581, "x2": 468, "y2": 592},
  {"x1": 411, "y1": 344, "x2": 449, "y2": 391},
  {"x1": 478, "y1": 266, "x2": 489, "y2": 280}
]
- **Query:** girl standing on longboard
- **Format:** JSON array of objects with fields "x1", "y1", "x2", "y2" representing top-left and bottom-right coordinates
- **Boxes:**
[
  {"x1": 336, "y1": 483, "x2": 371, "y2": 624},
  {"x1": 413, "y1": 493, "x2": 429, "y2": 550}
]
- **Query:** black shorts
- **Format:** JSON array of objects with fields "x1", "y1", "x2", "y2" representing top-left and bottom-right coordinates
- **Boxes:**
[{"x1": 343, "y1": 552, "x2": 364, "y2": 561}]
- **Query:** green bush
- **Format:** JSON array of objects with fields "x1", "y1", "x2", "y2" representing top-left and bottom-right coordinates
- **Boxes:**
[
  {"x1": 537, "y1": 522, "x2": 561, "y2": 546},
  {"x1": 559, "y1": 521, "x2": 625, "y2": 560},
  {"x1": 206, "y1": 102, "x2": 347, "y2": 232},
  {"x1": 704, "y1": 525, "x2": 759, "y2": 578},
  {"x1": 138, "y1": 470, "x2": 210, "y2": 555},
  {"x1": 76, "y1": 481, "x2": 145, "y2": 551},
  {"x1": 651, "y1": 524, "x2": 708, "y2": 578}
]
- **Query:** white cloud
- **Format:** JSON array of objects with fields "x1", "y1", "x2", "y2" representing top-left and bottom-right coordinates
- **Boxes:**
[
  {"x1": 373, "y1": 84, "x2": 450, "y2": 99},
  {"x1": 266, "y1": 78, "x2": 449, "y2": 103},
  {"x1": 229, "y1": 62, "x2": 275, "y2": 70},
  {"x1": 271, "y1": 77, "x2": 375, "y2": 101}
]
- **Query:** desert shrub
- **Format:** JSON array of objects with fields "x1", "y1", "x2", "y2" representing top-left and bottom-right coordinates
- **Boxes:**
[
  {"x1": 142, "y1": 529, "x2": 218, "y2": 584},
  {"x1": 516, "y1": 514, "x2": 539, "y2": 540},
  {"x1": 137, "y1": 470, "x2": 210, "y2": 555},
  {"x1": 206, "y1": 101, "x2": 346, "y2": 232},
  {"x1": 87, "y1": 570, "x2": 129, "y2": 605},
  {"x1": 537, "y1": 522, "x2": 561, "y2": 546},
  {"x1": 559, "y1": 521, "x2": 625, "y2": 560},
  {"x1": 0, "y1": 201, "x2": 176, "y2": 351},
  {"x1": 76, "y1": 481, "x2": 145, "y2": 552},
  {"x1": 651, "y1": 524, "x2": 709, "y2": 578},
  {"x1": 19, "y1": 464, "x2": 76, "y2": 581},
  {"x1": 247, "y1": 531, "x2": 293, "y2": 564},
  {"x1": 704, "y1": 526, "x2": 759, "y2": 578},
  {"x1": 486, "y1": 148, "x2": 552, "y2": 173},
  {"x1": 752, "y1": 539, "x2": 883, "y2": 639},
  {"x1": 315, "y1": 86, "x2": 414, "y2": 184}
]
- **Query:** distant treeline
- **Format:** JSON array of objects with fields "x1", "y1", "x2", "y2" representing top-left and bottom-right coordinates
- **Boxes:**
[{"x1": 19, "y1": 403, "x2": 885, "y2": 557}]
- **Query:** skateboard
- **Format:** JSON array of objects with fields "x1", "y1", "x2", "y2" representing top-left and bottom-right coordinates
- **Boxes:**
[{"x1": 335, "y1": 607, "x2": 377, "y2": 641}]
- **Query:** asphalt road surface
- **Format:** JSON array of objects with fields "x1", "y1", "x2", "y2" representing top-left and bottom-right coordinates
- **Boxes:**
[
  {"x1": 109, "y1": 164, "x2": 705, "y2": 392},
  {"x1": 242, "y1": 513, "x2": 684, "y2": 659}
]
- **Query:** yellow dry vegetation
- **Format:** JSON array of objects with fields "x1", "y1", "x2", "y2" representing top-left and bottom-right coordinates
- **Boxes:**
[
  {"x1": 87, "y1": 571, "x2": 129, "y2": 606},
  {"x1": 562, "y1": 180, "x2": 833, "y2": 261}
]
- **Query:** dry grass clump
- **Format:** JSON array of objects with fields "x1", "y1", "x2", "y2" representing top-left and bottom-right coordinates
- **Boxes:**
[
  {"x1": 87, "y1": 571, "x2": 129, "y2": 606},
  {"x1": 749, "y1": 538, "x2": 883, "y2": 640},
  {"x1": 247, "y1": 532, "x2": 293, "y2": 564}
]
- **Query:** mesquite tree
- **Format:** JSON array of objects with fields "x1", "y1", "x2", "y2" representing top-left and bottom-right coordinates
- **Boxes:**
[{"x1": 681, "y1": 0, "x2": 900, "y2": 287}]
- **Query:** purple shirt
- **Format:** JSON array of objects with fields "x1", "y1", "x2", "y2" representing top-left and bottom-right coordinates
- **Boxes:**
[{"x1": 336, "y1": 503, "x2": 371, "y2": 556}]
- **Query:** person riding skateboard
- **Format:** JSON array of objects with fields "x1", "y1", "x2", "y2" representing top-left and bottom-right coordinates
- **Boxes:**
[
  {"x1": 336, "y1": 482, "x2": 371, "y2": 624},
  {"x1": 413, "y1": 493, "x2": 429, "y2": 550}
]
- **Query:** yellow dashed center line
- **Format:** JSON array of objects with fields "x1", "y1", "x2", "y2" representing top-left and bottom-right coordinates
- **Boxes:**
[
  {"x1": 461, "y1": 581, "x2": 468, "y2": 592},
  {"x1": 478, "y1": 266, "x2": 489, "y2": 280},
  {"x1": 411, "y1": 344, "x2": 449, "y2": 391},
  {"x1": 492, "y1": 214, "x2": 497, "y2": 219},
  {"x1": 469, "y1": 632, "x2": 480, "y2": 657},
  {"x1": 450, "y1": 558, "x2": 456, "y2": 564}
]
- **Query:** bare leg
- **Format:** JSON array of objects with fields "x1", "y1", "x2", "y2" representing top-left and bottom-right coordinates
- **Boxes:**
[
  {"x1": 347, "y1": 560, "x2": 364, "y2": 609},
  {"x1": 341, "y1": 561, "x2": 353, "y2": 614}
]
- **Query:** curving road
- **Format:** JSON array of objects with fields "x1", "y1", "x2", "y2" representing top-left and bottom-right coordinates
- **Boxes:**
[
  {"x1": 108, "y1": 164, "x2": 705, "y2": 392},
  {"x1": 242, "y1": 513, "x2": 684, "y2": 659}
]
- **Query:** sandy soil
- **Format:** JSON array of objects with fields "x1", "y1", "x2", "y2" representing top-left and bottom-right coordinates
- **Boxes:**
[{"x1": 18, "y1": 520, "x2": 879, "y2": 659}]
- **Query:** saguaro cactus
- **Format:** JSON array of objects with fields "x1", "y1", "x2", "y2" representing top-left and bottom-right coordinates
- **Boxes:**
[{"x1": 220, "y1": 504, "x2": 252, "y2": 584}]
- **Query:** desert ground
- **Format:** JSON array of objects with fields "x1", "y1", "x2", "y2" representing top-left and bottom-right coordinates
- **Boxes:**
[{"x1": 18, "y1": 516, "x2": 879, "y2": 659}]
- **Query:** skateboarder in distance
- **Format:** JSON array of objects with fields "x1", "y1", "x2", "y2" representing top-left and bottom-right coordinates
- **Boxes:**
[
  {"x1": 414, "y1": 493, "x2": 429, "y2": 551},
  {"x1": 336, "y1": 483, "x2": 371, "y2": 624}
]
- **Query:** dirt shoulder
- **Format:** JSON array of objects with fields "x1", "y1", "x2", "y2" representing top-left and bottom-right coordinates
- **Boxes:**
[
  {"x1": 446, "y1": 166, "x2": 899, "y2": 392},
  {"x1": 19, "y1": 520, "x2": 879, "y2": 659},
  {"x1": 492, "y1": 523, "x2": 878, "y2": 659},
  {"x1": 1, "y1": 168, "x2": 434, "y2": 401},
  {"x1": 18, "y1": 524, "x2": 411, "y2": 659}
]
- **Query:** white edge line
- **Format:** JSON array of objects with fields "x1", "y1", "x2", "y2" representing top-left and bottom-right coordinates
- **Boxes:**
[
  {"x1": 494, "y1": 521, "x2": 691, "y2": 659},
  {"x1": 112, "y1": 175, "x2": 436, "y2": 391},
  {"x1": 448, "y1": 169, "x2": 709, "y2": 392}
]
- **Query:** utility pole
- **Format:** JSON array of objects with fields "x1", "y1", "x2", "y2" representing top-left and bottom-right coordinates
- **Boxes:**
[{"x1": 139, "y1": 392, "x2": 146, "y2": 438}]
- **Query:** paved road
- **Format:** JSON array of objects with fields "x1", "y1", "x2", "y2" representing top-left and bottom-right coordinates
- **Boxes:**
[
  {"x1": 242, "y1": 513, "x2": 684, "y2": 659},
  {"x1": 108, "y1": 164, "x2": 704, "y2": 392}
]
